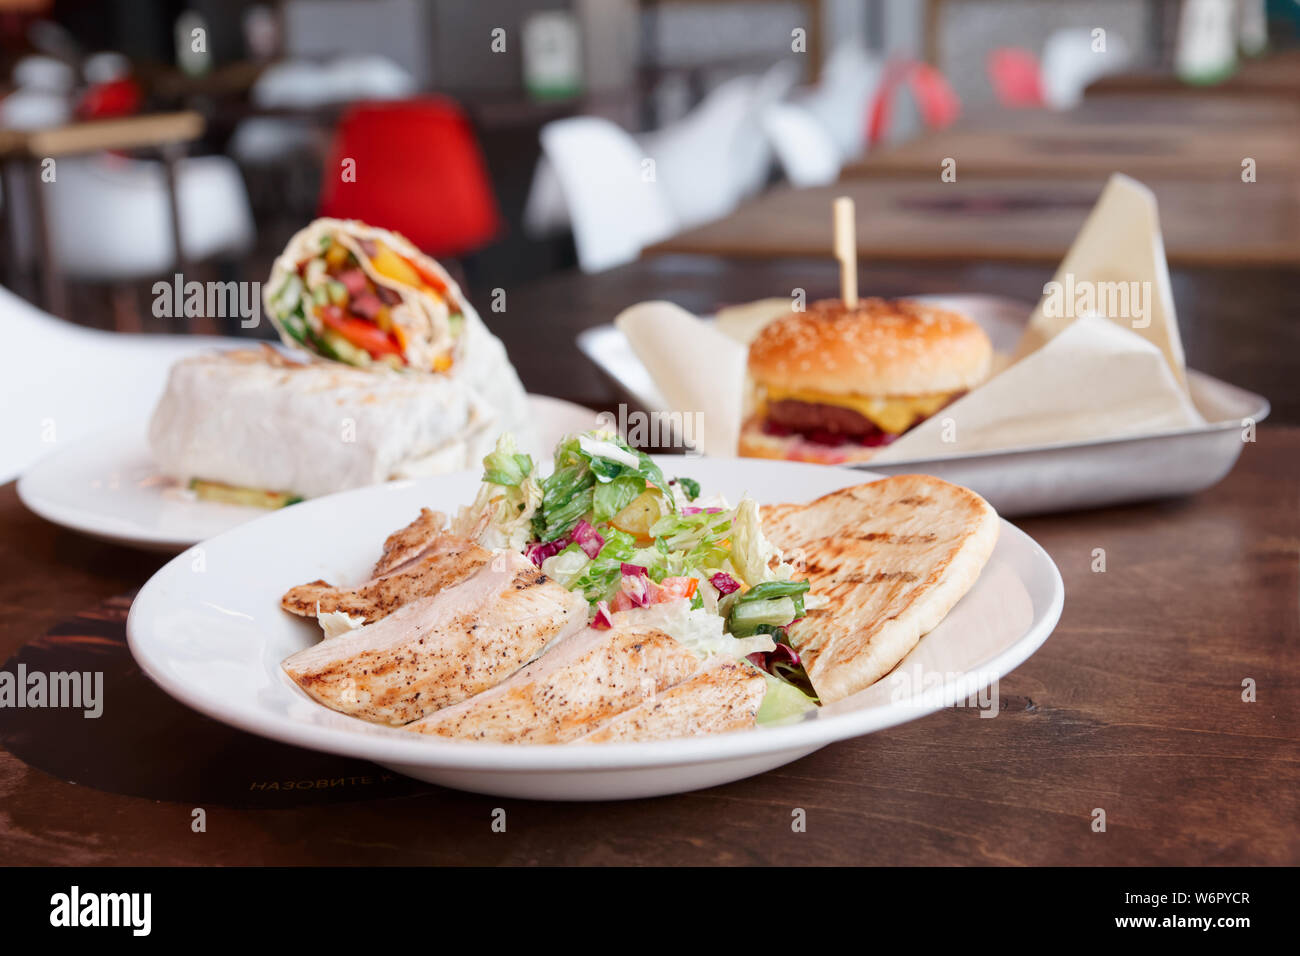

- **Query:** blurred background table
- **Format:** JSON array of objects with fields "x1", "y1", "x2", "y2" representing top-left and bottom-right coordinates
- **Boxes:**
[
  {"x1": 0, "y1": 111, "x2": 205, "y2": 319},
  {"x1": 644, "y1": 177, "x2": 1300, "y2": 267},
  {"x1": 1087, "y1": 48, "x2": 1300, "y2": 98},
  {"x1": 842, "y1": 117, "x2": 1300, "y2": 180}
]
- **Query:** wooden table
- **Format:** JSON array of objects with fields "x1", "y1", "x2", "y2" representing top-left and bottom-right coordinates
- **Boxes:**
[
  {"x1": 645, "y1": 176, "x2": 1300, "y2": 267},
  {"x1": 1087, "y1": 48, "x2": 1300, "y2": 98},
  {"x1": 842, "y1": 119, "x2": 1300, "y2": 181},
  {"x1": 1, "y1": 254, "x2": 1296, "y2": 864},
  {"x1": 0, "y1": 112, "x2": 205, "y2": 319},
  {"x1": 989, "y1": 92, "x2": 1300, "y2": 128}
]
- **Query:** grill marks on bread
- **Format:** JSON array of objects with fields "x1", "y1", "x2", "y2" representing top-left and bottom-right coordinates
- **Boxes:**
[{"x1": 760, "y1": 475, "x2": 998, "y2": 703}]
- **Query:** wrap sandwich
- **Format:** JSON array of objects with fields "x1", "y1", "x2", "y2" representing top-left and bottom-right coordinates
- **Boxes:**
[
  {"x1": 263, "y1": 218, "x2": 532, "y2": 444},
  {"x1": 149, "y1": 347, "x2": 496, "y2": 505}
]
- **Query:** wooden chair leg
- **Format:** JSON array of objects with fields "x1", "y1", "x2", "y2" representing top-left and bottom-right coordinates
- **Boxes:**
[{"x1": 111, "y1": 283, "x2": 143, "y2": 334}]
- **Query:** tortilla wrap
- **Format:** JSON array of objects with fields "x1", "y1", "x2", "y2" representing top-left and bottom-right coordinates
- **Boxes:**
[
  {"x1": 149, "y1": 347, "x2": 495, "y2": 500},
  {"x1": 264, "y1": 218, "x2": 533, "y2": 448}
]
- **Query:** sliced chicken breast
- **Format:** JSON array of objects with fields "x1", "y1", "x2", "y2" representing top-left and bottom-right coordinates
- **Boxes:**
[
  {"x1": 372, "y1": 507, "x2": 449, "y2": 576},
  {"x1": 573, "y1": 661, "x2": 765, "y2": 744},
  {"x1": 281, "y1": 530, "x2": 490, "y2": 623},
  {"x1": 405, "y1": 625, "x2": 702, "y2": 744},
  {"x1": 282, "y1": 550, "x2": 588, "y2": 725}
]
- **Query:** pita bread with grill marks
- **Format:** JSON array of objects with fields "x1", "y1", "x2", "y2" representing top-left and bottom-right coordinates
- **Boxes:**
[{"x1": 761, "y1": 475, "x2": 999, "y2": 704}]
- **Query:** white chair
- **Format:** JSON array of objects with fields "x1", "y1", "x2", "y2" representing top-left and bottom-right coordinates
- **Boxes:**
[
  {"x1": 539, "y1": 116, "x2": 677, "y2": 273},
  {"x1": 249, "y1": 59, "x2": 334, "y2": 109},
  {"x1": 323, "y1": 54, "x2": 417, "y2": 101},
  {"x1": 38, "y1": 155, "x2": 254, "y2": 281},
  {"x1": 83, "y1": 51, "x2": 131, "y2": 85},
  {"x1": 795, "y1": 43, "x2": 883, "y2": 162},
  {"x1": 527, "y1": 60, "x2": 796, "y2": 240},
  {"x1": 0, "y1": 89, "x2": 72, "y2": 130},
  {"x1": 733, "y1": 59, "x2": 801, "y2": 197},
  {"x1": 228, "y1": 117, "x2": 319, "y2": 166},
  {"x1": 521, "y1": 155, "x2": 570, "y2": 238},
  {"x1": 761, "y1": 103, "x2": 841, "y2": 187},
  {"x1": 1040, "y1": 28, "x2": 1132, "y2": 110},
  {"x1": 12, "y1": 55, "x2": 76, "y2": 94},
  {"x1": 637, "y1": 74, "x2": 759, "y2": 229},
  {"x1": 0, "y1": 283, "x2": 233, "y2": 484},
  {"x1": 233, "y1": 55, "x2": 416, "y2": 166}
]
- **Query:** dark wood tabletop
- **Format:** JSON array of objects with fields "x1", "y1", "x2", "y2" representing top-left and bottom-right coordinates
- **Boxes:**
[
  {"x1": 645, "y1": 176, "x2": 1300, "y2": 267},
  {"x1": 841, "y1": 119, "x2": 1300, "y2": 181},
  {"x1": 1, "y1": 253, "x2": 1296, "y2": 865},
  {"x1": 655, "y1": 93, "x2": 1300, "y2": 267},
  {"x1": 1087, "y1": 48, "x2": 1300, "y2": 98}
]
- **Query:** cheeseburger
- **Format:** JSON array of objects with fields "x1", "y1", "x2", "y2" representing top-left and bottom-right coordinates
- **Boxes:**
[{"x1": 740, "y1": 297, "x2": 991, "y2": 463}]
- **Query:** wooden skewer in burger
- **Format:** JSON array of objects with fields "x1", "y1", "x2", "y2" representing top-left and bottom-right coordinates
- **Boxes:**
[{"x1": 739, "y1": 196, "x2": 993, "y2": 464}]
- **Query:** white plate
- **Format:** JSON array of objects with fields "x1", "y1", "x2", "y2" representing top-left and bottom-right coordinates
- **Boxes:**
[
  {"x1": 126, "y1": 457, "x2": 1064, "y2": 801},
  {"x1": 17, "y1": 394, "x2": 599, "y2": 552},
  {"x1": 576, "y1": 294, "x2": 1270, "y2": 516}
]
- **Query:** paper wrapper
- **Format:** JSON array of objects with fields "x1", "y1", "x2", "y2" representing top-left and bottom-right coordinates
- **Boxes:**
[
  {"x1": 615, "y1": 301, "x2": 747, "y2": 457},
  {"x1": 615, "y1": 174, "x2": 1207, "y2": 462},
  {"x1": 871, "y1": 317, "x2": 1202, "y2": 460}
]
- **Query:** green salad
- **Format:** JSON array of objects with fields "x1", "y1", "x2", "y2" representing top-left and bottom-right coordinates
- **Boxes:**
[{"x1": 452, "y1": 430, "x2": 822, "y2": 719}]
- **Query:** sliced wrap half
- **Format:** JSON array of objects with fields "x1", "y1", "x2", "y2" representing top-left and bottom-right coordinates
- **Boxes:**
[
  {"x1": 263, "y1": 218, "x2": 532, "y2": 445},
  {"x1": 149, "y1": 347, "x2": 495, "y2": 501}
]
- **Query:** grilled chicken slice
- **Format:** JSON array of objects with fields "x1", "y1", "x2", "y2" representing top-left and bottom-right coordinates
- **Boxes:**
[
  {"x1": 405, "y1": 625, "x2": 702, "y2": 744},
  {"x1": 573, "y1": 660, "x2": 765, "y2": 744},
  {"x1": 373, "y1": 507, "x2": 449, "y2": 576},
  {"x1": 282, "y1": 550, "x2": 588, "y2": 725},
  {"x1": 281, "y1": 530, "x2": 490, "y2": 624}
]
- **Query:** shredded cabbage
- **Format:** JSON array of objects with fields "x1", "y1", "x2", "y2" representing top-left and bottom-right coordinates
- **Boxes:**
[
  {"x1": 540, "y1": 545, "x2": 591, "y2": 589},
  {"x1": 728, "y1": 496, "x2": 796, "y2": 587},
  {"x1": 577, "y1": 433, "x2": 641, "y2": 469},
  {"x1": 612, "y1": 598, "x2": 775, "y2": 661},
  {"x1": 451, "y1": 433, "x2": 540, "y2": 552}
]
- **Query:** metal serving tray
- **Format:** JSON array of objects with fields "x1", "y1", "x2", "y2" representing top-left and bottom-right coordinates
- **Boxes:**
[{"x1": 575, "y1": 295, "x2": 1271, "y2": 517}]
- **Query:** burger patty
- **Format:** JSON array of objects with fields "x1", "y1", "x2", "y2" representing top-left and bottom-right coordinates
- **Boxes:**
[
  {"x1": 762, "y1": 393, "x2": 963, "y2": 446},
  {"x1": 766, "y1": 399, "x2": 895, "y2": 443}
]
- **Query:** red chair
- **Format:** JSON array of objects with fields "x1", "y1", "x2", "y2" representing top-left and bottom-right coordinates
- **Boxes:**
[
  {"x1": 988, "y1": 48, "x2": 1045, "y2": 108},
  {"x1": 866, "y1": 59, "x2": 961, "y2": 148},
  {"x1": 77, "y1": 77, "x2": 143, "y2": 119},
  {"x1": 910, "y1": 63, "x2": 961, "y2": 129},
  {"x1": 319, "y1": 98, "x2": 502, "y2": 258}
]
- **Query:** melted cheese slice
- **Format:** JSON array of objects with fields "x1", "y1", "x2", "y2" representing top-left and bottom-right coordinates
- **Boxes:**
[{"x1": 762, "y1": 388, "x2": 956, "y2": 434}]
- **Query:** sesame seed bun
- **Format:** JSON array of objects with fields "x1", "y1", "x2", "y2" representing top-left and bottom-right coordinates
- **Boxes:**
[{"x1": 747, "y1": 298, "x2": 992, "y2": 397}]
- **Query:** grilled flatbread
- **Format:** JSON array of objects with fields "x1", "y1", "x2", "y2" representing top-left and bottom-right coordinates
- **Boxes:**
[{"x1": 762, "y1": 474, "x2": 999, "y2": 703}]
